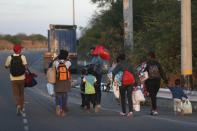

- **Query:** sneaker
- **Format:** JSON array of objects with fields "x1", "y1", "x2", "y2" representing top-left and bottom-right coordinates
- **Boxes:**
[
  {"x1": 119, "y1": 112, "x2": 126, "y2": 116},
  {"x1": 56, "y1": 105, "x2": 61, "y2": 116},
  {"x1": 127, "y1": 112, "x2": 133, "y2": 117},
  {"x1": 151, "y1": 111, "x2": 159, "y2": 116}
]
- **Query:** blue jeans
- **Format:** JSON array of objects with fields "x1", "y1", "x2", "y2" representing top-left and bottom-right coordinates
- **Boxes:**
[{"x1": 55, "y1": 92, "x2": 68, "y2": 110}]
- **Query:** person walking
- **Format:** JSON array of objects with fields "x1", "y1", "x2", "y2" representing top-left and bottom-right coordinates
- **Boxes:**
[
  {"x1": 112, "y1": 53, "x2": 138, "y2": 117},
  {"x1": 90, "y1": 47, "x2": 104, "y2": 112},
  {"x1": 53, "y1": 50, "x2": 71, "y2": 117},
  {"x1": 5, "y1": 44, "x2": 28, "y2": 116},
  {"x1": 144, "y1": 51, "x2": 168, "y2": 116}
]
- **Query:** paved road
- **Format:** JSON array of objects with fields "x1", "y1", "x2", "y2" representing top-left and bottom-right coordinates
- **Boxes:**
[{"x1": 0, "y1": 50, "x2": 197, "y2": 131}]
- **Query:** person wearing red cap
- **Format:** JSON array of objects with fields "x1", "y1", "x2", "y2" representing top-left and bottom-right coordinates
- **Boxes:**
[{"x1": 5, "y1": 44, "x2": 28, "y2": 116}]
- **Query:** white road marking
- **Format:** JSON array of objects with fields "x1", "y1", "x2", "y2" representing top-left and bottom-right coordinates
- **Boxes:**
[
  {"x1": 22, "y1": 113, "x2": 26, "y2": 117},
  {"x1": 24, "y1": 126, "x2": 29, "y2": 131},
  {"x1": 23, "y1": 119, "x2": 28, "y2": 124}
]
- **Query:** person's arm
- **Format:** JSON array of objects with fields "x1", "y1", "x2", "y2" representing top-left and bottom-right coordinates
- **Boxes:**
[
  {"x1": 158, "y1": 62, "x2": 168, "y2": 83},
  {"x1": 112, "y1": 64, "x2": 121, "y2": 80},
  {"x1": 5, "y1": 56, "x2": 11, "y2": 69},
  {"x1": 181, "y1": 88, "x2": 188, "y2": 99},
  {"x1": 21, "y1": 55, "x2": 28, "y2": 70}
]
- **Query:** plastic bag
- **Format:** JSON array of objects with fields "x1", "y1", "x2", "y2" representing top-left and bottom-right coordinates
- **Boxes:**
[
  {"x1": 133, "y1": 102, "x2": 140, "y2": 112},
  {"x1": 182, "y1": 99, "x2": 192, "y2": 114},
  {"x1": 133, "y1": 89, "x2": 145, "y2": 102},
  {"x1": 46, "y1": 83, "x2": 55, "y2": 96}
]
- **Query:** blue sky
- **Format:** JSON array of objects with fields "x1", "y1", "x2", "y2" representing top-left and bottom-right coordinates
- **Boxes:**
[{"x1": 0, "y1": 0, "x2": 97, "y2": 36}]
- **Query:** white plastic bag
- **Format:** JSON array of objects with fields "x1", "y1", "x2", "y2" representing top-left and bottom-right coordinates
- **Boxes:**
[
  {"x1": 46, "y1": 83, "x2": 55, "y2": 96},
  {"x1": 133, "y1": 89, "x2": 145, "y2": 102},
  {"x1": 133, "y1": 102, "x2": 140, "y2": 112},
  {"x1": 181, "y1": 99, "x2": 192, "y2": 114}
]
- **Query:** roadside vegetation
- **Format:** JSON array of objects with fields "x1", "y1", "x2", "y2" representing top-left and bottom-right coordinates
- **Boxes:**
[
  {"x1": 78, "y1": 0, "x2": 197, "y2": 88},
  {"x1": 0, "y1": 34, "x2": 47, "y2": 50}
]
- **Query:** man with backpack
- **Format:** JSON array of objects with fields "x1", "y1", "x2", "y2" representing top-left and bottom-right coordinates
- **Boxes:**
[
  {"x1": 52, "y1": 50, "x2": 71, "y2": 117},
  {"x1": 5, "y1": 44, "x2": 27, "y2": 116},
  {"x1": 144, "y1": 51, "x2": 168, "y2": 116}
]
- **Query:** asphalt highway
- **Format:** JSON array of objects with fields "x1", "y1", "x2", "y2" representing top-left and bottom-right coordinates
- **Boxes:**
[{"x1": 0, "y1": 50, "x2": 197, "y2": 131}]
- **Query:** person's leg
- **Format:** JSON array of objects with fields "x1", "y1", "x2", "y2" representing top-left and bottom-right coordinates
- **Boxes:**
[
  {"x1": 146, "y1": 79, "x2": 160, "y2": 115},
  {"x1": 62, "y1": 92, "x2": 68, "y2": 112},
  {"x1": 119, "y1": 87, "x2": 126, "y2": 115},
  {"x1": 95, "y1": 74, "x2": 102, "y2": 105},
  {"x1": 126, "y1": 86, "x2": 133, "y2": 114},
  {"x1": 12, "y1": 81, "x2": 20, "y2": 106},
  {"x1": 95, "y1": 74, "x2": 102, "y2": 112},
  {"x1": 86, "y1": 94, "x2": 91, "y2": 111},
  {"x1": 146, "y1": 79, "x2": 157, "y2": 113},
  {"x1": 55, "y1": 93, "x2": 61, "y2": 116},
  {"x1": 12, "y1": 81, "x2": 21, "y2": 115},
  {"x1": 151, "y1": 79, "x2": 160, "y2": 111},
  {"x1": 81, "y1": 93, "x2": 86, "y2": 107},
  {"x1": 18, "y1": 80, "x2": 25, "y2": 110},
  {"x1": 61, "y1": 92, "x2": 68, "y2": 116}
]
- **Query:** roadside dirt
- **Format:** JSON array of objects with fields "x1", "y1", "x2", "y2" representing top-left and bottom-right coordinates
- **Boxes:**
[{"x1": 0, "y1": 40, "x2": 47, "y2": 50}]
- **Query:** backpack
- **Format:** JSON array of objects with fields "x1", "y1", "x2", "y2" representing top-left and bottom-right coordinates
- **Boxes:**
[
  {"x1": 85, "y1": 75, "x2": 96, "y2": 94},
  {"x1": 56, "y1": 61, "x2": 70, "y2": 81},
  {"x1": 122, "y1": 69, "x2": 135, "y2": 87},
  {"x1": 85, "y1": 81, "x2": 96, "y2": 94},
  {"x1": 10, "y1": 55, "x2": 26, "y2": 76},
  {"x1": 148, "y1": 64, "x2": 160, "y2": 79}
]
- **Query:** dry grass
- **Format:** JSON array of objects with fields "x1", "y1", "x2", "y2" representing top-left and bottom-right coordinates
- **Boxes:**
[{"x1": 0, "y1": 40, "x2": 47, "y2": 50}]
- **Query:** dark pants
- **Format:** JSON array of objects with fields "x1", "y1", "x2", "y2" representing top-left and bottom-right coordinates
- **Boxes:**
[
  {"x1": 80, "y1": 81, "x2": 86, "y2": 107},
  {"x1": 119, "y1": 86, "x2": 133, "y2": 113},
  {"x1": 12, "y1": 80, "x2": 25, "y2": 109},
  {"x1": 85, "y1": 94, "x2": 96, "y2": 109},
  {"x1": 81, "y1": 93, "x2": 86, "y2": 106},
  {"x1": 145, "y1": 78, "x2": 161, "y2": 110},
  {"x1": 95, "y1": 74, "x2": 102, "y2": 105},
  {"x1": 55, "y1": 92, "x2": 68, "y2": 111}
]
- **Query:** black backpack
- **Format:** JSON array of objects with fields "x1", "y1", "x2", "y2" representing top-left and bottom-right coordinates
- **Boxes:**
[
  {"x1": 148, "y1": 64, "x2": 160, "y2": 79},
  {"x1": 10, "y1": 55, "x2": 26, "y2": 76}
]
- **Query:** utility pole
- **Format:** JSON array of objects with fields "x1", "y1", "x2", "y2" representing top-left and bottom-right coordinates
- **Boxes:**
[
  {"x1": 123, "y1": 0, "x2": 134, "y2": 50},
  {"x1": 73, "y1": 0, "x2": 75, "y2": 25},
  {"x1": 181, "y1": 0, "x2": 193, "y2": 90}
]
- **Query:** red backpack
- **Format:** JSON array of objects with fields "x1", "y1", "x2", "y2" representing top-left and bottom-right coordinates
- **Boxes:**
[{"x1": 122, "y1": 69, "x2": 135, "y2": 87}]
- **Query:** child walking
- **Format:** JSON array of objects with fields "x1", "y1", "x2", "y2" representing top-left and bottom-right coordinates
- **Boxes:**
[
  {"x1": 83, "y1": 67, "x2": 97, "y2": 112},
  {"x1": 168, "y1": 79, "x2": 188, "y2": 115}
]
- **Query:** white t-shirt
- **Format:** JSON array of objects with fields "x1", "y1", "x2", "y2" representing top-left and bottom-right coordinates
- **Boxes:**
[{"x1": 53, "y1": 60, "x2": 71, "y2": 69}]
